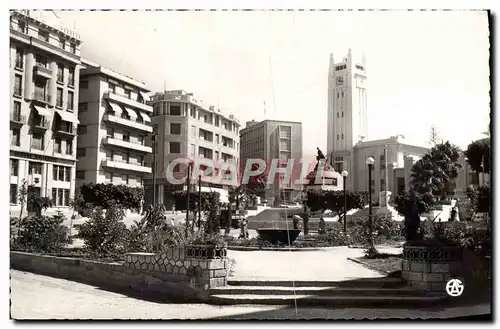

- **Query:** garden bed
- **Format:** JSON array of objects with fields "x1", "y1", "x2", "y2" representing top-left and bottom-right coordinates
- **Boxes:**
[{"x1": 348, "y1": 254, "x2": 403, "y2": 274}]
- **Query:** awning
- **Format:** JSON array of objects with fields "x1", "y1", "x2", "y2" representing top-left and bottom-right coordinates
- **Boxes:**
[
  {"x1": 108, "y1": 101, "x2": 123, "y2": 116},
  {"x1": 33, "y1": 105, "x2": 51, "y2": 117},
  {"x1": 124, "y1": 107, "x2": 138, "y2": 120},
  {"x1": 139, "y1": 91, "x2": 150, "y2": 102},
  {"x1": 138, "y1": 111, "x2": 151, "y2": 123},
  {"x1": 55, "y1": 110, "x2": 80, "y2": 124}
]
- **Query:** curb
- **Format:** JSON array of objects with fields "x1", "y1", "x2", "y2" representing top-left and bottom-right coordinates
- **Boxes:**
[
  {"x1": 346, "y1": 257, "x2": 392, "y2": 275},
  {"x1": 348, "y1": 244, "x2": 404, "y2": 249},
  {"x1": 227, "y1": 246, "x2": 321, "y2": 252}
]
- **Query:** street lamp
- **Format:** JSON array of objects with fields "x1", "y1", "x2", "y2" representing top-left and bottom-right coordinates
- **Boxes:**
[
  {"x1": 152, "y1": 132, "x2": 157, "y2": 205},
  {"x1": 341, "y1": 170, "x2": 349, "y2": 233},
  {"x1": 366, "y1": 157, "x2": 375, "y2": 248},
  {"x1": 186, "y1": 161, "x2": 194, "y2": 233}
]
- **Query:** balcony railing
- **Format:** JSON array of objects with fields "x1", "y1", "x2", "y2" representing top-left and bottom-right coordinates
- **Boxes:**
[
  {"x1": 13, "y1": 88, "x2": 22, "y2": 97},
  {"x1": 33, "y1": 65, "x2": 53, "y2": 79},
  {"x1": 32, "y1": 91, "x2": 51, "y2": 104},
  {"x1": 33, "y1": 119, "x2": 51, "y2": 129},
  {"x1": 103, "y1": 114, "x2": 153, "y2": 133},
  {"x1": 102, "y1": 158, "x2": 152, "y2": 174},
  {"x1": 103, "y1": 91, "x2": 153, "y2": 113},
  {"x1": 10, "y1": 112, "x2": 26, "y2": 124},
  {"x1": 55, "y1": 125, "x2": 77, "y2": 136},
  {"x1": 104, "y1": 136, "x2": 153, "y2": 153}
]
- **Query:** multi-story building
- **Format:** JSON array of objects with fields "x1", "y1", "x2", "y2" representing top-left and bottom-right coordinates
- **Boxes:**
[
  {"x1": 145, "y1": 90, "x2": 240, "y2": 208},
  {"x1": 75, "y1": 59, "x2": 153, "y2": 189},
  {"x1": 9, "y1": 10, "x2": 82, "y2": 217},
  {"x1": 240, "y1": 119, "x2": 303, "y2": 206}
]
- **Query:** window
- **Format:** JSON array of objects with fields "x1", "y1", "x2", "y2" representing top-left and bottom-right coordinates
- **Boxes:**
[
  {"x1": 124, "y1": 89, "x2": 131, "y2": 99},
  {"x1": 336, "y1": 92, "x2": 339, "y2": 99},
  {"x1": 397, "y1": 177, "x2": 405, "y2": 195},
  {"x1": 469, "y1": 172, "x2": 479, "y2": 185},
  {"x1": 65, "y1": 167, "x2": 71, "y2": 181},
  {"x1": 79, "y1": 102, "x2": 88, "y2": 112},
  {"x1": 342, "y1": 111, "x2": 344, "y2": 117},
  {"x1": 77, "y1": 125, "x2": 87, "y2": 135},
  {"x1": 123, "y1": 133, "x2": 130, "y2": 142},
  {"x1": 216, "y1": 134, "x2": 220, "y2": 144},
  {"x1": 56, "y1": 88, "x2": 63, "y2": 107},
  {"x1": 190, "y1": 125, "x2": 196, "y2": 137},
  {"x1": 11, "y1": 129, "x2": 20, "y2": 146},
  {"x1": 57, "y1": 64, "x2": 64, "y2": 83},
  {"x1": 170, "y1": 104, "x2": 181, "y2": 116},
  {"x1": 12, "y1": 101, "x2": 21, "y2": 120},
  {"x1": 10, "y1": 159, "x2": 19, "y2": 176},
  {"x1": 215, "y1": 151, "x2": 219, "y2": 161},
  {"x1": 52, "y1": 188, "x2": 70, "y2": 207},
  {"x1": 65, "y1": 140, "x2": 73, "y2": 155},
  {"x1": 190, "y1": 144, "x2": 196, "y2": 155},
  {"x1": 67, "y1": 91, "x2": 74, "y2": 110},
  {"x1": 80, "y1": 80, "x2": 88, "y2": 89},
  {"x1": 356, "y1": 64, "x2": 364, "y2": 71},
  {"x1": 341, "y1": 134, "x2": 344, "y2": 140},
  {"x1": 170, "y1": 123, "x2": 181, "y2": 135},
  {"x1": 35, "y1": 54, "x2": 47, "y2": 67},
  {"x1": 77, "y1": 148, "x2": 86, "y2": 157},
  {"x1": 215, "y1": 116, "x2": 220, "y2": 126},
  {"x1": 341, "y1": 91, "x2": 344, "y2": 97},
  {"x1": 108, "y1": 83, "x2": 116, "y2": 93},
  {"x1": 15, "y1": 47, "x2": 24, "y2": 69},
  {"x1": 125, "y1": 153, "x2": 130, "y2": 164},
  {"x1": 169, "y1": 142, "x2": 181, "y2": 154},
  {"x1": 38, "y1": 29, "x2": 49, "y2": 42},
  {"x1": 190, "y1": 106, "x2": 196, "y2": 118},
  {"x1": 54, "y1": 138, "x2": 62, "y2": 153},
  {"x1": 10, "y1": 184, "x2": 17, "y2": 204},
  {"x1": 31, "y1": 133, "x2": 44, "y2": 150},
  {"x1": 106, "y1": 127, "x2": 114, "y2": 138},
  {"x1": 336, "y1": 134, "x2": 339, "y2": 141},
  {"x1": 76, "y1": 171, "x2": 85, "y2": 179},
  {"x1": 380, "y1": 179, "x2": 386, "y2": 190},
  {"x1": 29, "y1": 162, "x2": 43, "y2": 175},
  {"x1": 337, "y1": 112, "x2": 339, "y2": 118},
  {"x1": 59, "y1": 37, "x2": 65, "y2": 49},
  {"x1": 70, "y1": 43, "x2": 76, "y2": 54},
  {"x1": 18, "y1": 20, "x2": 26, "y2": 33},
  {"x1": 14, "y1": 75, "x2": 22, "y2": 96},
  {"x1": 64, "y1": 189, "x2": 70, "y2": 206}
]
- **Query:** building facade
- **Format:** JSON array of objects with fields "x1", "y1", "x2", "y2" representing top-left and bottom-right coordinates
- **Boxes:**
[
  {"x1": 240, "y1": 119, "x2": 303, "y2": 205},
  {"x1": 76, "y1": 59, "x2": 153, "y2": 188},
  {"x1": 145, "y1": 90, "x2": 240, "y2": 208},
  {"x1": 9, "y1": 10, "x2": 82, "y2": 217}
]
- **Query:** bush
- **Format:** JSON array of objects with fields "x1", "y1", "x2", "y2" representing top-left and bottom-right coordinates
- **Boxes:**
[
  {"x1": 77, "y1": 207, "x2": 127, "y2": 256},
  {"x1": 76, "y1": 183, "x2": 144, "y2": 213},
  {"x1": 14, "y1": 213, "x2": 70, "y2": 253}
]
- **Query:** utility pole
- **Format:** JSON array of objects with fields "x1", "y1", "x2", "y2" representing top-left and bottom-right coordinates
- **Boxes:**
[
  {"x1": 198, "y1": 174, "x2": 202, "y2": 230},
  {"x1": 384, "y1": 145, "x2": 389, "y2": 208}
]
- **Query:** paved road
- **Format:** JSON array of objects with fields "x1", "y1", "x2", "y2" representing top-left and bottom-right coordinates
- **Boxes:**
[
  {"x1": 10, "y1": 270, "x2": 490, "y2": 320},
  {"x1": 228, "y1": 246, "x2": 401, "y2": 281}
]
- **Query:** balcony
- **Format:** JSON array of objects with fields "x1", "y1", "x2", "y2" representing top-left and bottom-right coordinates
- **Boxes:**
[
  {"x1": 33, "y1": 65, "x2": 53, "y2": 79},
  {"x1": 10, "y1": 112, "x2": 26, "y2": 126},
  {"x1": 14, "y1": 59, "x2": 23, "y2": 71},
  {"x1": 32, "y1": 91, "x2": 52, "y2": 105},
  {"x1": 103, "y1": 136, "x2": 152, "y2": 153},
  {"x1": 32, "y1": 118, "x2": 51, "y2": 130},
  {"x1": 103, "y1": 91, "x2": 152, "y2": 113},
  {"x1": 103, "y1": 114, "x2": 153, "y2": 133},
  {"x1": 54, "y1": 125, "x2": 77, "y2": 137},
  {"x1": 102, "y1": 158, "x2": 152, "y2": 174}
]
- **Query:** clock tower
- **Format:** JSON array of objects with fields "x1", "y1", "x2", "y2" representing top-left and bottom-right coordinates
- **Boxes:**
[{"x1": 326, "y1": 49, "x2": 368, "y2": 188}]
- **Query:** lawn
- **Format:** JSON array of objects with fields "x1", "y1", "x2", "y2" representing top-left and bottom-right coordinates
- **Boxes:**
[{"x1": 355, "y1": 255, "x2": 402, "y2": 274}]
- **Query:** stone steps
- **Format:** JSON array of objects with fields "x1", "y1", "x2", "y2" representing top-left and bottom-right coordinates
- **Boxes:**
[{"x1": 207, "y1": 277, "x2": 448, "y2": 306}]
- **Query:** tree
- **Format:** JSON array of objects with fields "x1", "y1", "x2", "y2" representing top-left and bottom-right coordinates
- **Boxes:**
[
  {"x1": 394, "y1": 141, "x2": 462, "y2": 242},
  {"x1": 428, "y1": 126, "x2": 441, "y2": 147},
  {"x1": 77, "y1": 183, "x2": 144, "y2": 213},
  {"x1": 465, "y1": 138, "x2": 490, "y2": 173}
]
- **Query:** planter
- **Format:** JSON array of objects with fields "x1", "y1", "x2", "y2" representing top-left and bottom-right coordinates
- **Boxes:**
[
  {"x1": 186, "y1": 244, "x2": 227, "y2": 259},
  {"x1": 402, "y1": 245, "x2": 463, "y2": 296},
  {"x1": 256, "y1": 229, "x2": 301, "y2": 244}
]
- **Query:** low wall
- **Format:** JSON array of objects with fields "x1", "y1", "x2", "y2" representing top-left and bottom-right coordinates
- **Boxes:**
[
  {"x1": 11, "y1": 246, "x2": 229, "y2": 302},
  {"x1": 402, "y1": 246, "x2": 490, "y2": 297}
]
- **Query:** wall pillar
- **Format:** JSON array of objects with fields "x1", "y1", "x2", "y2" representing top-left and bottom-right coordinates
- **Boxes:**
[
  {"x1": 49, "y1": 61, "x2": 57, "y2": 107},
  {"x1": 24, "y1": 52, "x2": 34, "y2": 100}
]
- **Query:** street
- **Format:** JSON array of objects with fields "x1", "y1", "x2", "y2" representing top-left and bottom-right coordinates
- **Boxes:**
[{"x1": 10, "y1": 270, "x2": 490, "y2": 320}]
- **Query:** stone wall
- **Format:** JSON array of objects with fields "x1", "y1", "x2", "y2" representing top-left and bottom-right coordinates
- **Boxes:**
[
  {"x1": 124, "y1": 247, "x2": 229, "y2": 289},
  {"x1": 402, "y1": 259, "x2": 463, "y2": 296}
]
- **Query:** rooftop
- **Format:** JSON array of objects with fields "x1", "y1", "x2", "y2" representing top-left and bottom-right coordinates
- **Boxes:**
[
  {"x1": 81, "y1": 58, "x2": 149, "y2": 91},
  {"x1": 11, "y1": 10, "x2": 81, "y2": 42}
]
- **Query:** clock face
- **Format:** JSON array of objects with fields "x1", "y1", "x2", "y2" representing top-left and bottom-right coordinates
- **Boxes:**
[{"x1": 336, "y1": 77, "x2": 344, "y2": 85}]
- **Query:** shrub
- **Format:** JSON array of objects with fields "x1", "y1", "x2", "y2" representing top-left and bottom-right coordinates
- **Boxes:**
[
  {"x1": 14, "y1": 213, "x2": 70, "y2": 253},
  {"x1": 77, "y1": 207, "x2": 127, "y2": 256},
  {"x1": 76, "y1": 183, "x2": 143, "y2": 213}
]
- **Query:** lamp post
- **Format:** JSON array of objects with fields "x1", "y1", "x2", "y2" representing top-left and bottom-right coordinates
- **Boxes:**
[
  {"x1": 186, "y1": 161, "x2": 194, "y2": 233},
  {"x1": 198, "y1": 174, "x2": 202, "y2": 230},
  {"x1": 341, "y1": 170, "x2": 349, "y2": 233},
  {"x1": 366, "y1": 157, "x2": 375, "y2": 248}
]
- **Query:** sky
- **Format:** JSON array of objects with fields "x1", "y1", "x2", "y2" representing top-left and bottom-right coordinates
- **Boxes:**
[{"x1": 52, "y1": 10, "x2": 490, "y2": 155}]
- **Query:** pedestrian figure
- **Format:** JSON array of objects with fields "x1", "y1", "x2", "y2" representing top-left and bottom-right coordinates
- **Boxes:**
[{"x1": 319, "y1": 216, "x2": 326, "y2": 234}]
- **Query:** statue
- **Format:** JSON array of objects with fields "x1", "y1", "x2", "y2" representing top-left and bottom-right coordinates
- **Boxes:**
[{"x1": 314, "y1": 147, "x2": 326, "y2": 171}]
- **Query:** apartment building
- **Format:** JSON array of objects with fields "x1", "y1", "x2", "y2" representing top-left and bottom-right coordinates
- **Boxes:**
[
  {"x1": 9, "y1": 10, "x2": 82, "y2": 217},
  {"x1": 240, "y1": 119, "x2": 303, "y2": 206},
  {"x1": 76, "y1": 60, "x2": 153, "y2": 188},
  {"x1": 145, "y1": 90, "x2": 240, "y2": 208}
]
